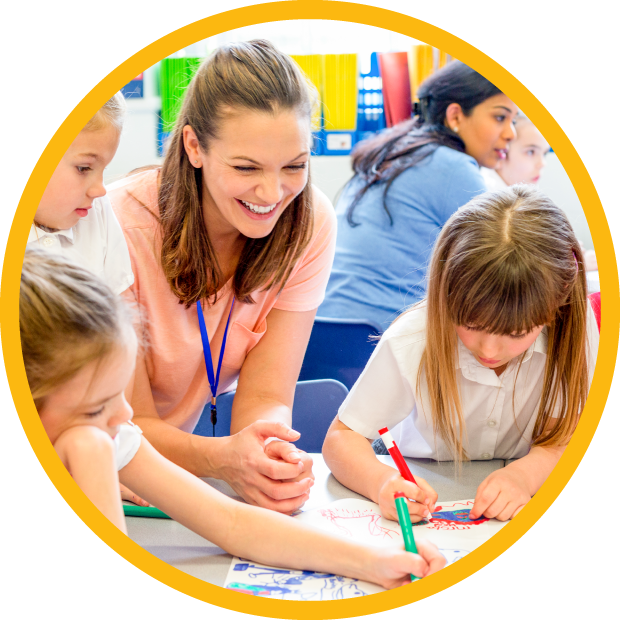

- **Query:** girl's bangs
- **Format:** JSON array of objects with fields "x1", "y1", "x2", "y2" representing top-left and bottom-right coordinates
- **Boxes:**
[{"x1": 446, "y1": 258, "x2": 558, "y2": 335}]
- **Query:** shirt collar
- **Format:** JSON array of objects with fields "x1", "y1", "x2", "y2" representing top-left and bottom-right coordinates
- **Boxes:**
[{"x1": 28, "y1": 223, "x2": 75, "y2": 244}]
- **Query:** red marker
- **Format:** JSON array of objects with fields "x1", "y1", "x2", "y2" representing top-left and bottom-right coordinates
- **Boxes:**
[
  {"x1": 378, "y1": 427, "x2": 418, "y2": 486},
  {"x1": 379, "y1": 427, "x2": 434, "y2": 520}
]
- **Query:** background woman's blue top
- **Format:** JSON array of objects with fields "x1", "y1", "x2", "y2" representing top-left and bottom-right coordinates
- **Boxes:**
[{"x1": 318, "y1": 146, "x2": 486, "y2": 329}]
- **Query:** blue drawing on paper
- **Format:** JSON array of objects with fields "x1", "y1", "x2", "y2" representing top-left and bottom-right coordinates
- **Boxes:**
[
  {"x1": 226, "y1": 561, "x2": 368, "y2": 600},
  {"x1": 432, "y1": 509, "x2": 486, "y2": 524},
  {"x1": 439, "y1": 548, "x2": 469, "y2": 564}
]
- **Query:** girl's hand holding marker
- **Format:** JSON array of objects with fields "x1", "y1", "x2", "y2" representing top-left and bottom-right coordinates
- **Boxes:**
[{"x1": 378, "y1": 428, "x2": 437, "y2": 523}]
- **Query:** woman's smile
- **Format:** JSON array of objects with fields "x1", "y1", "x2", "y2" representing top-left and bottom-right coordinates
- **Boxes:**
[{"x1": 236, "y1": 198, "x2": 280, "y2": 219}]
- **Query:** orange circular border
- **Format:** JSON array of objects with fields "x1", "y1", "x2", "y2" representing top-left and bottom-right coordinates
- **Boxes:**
[{"x1": 2, "y1": 2, "x2": 618, "y2": 618}]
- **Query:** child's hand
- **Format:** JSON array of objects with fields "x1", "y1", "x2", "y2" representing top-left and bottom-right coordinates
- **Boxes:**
[
  {"x1": 471, "y1": 468, "x2": 531, "y2": 521},
  {"x1": 377, "y1": 470, "x2": 437, "y2": 522},
  {"x1": 120, "y1": 483, "x2": 150, "y2": 507},
  {"x1": 369, "y1": 538, "x2": 447, "y2": 589}
]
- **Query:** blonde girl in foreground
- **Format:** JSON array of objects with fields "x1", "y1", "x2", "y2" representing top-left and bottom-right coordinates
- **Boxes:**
[
  {"x1": 324, "y1": 185, "x2": 598, "y2": 523},
  {"x1": 20, "y1": 248, "x2": 445, "y2": 588}
]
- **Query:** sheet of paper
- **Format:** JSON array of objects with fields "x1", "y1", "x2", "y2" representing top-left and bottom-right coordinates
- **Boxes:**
[{"x1": 224, "y1": 498, "x2": 508, "y2": 600}]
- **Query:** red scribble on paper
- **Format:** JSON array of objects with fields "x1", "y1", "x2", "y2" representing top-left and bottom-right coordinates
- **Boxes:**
[{"x1": 318, "y1": 508, "x2": 401, "y2": 539}]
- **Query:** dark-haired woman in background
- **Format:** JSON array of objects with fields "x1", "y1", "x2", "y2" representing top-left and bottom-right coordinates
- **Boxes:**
[{"x1": 318, "y1": 61, "x2": 518, "y2": 328}]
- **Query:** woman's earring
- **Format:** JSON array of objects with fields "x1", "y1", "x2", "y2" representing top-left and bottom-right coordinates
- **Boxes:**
[
  {"x1": 453, "y1": 126, "x2": 459, "y2": 133},
  {"x1": 194, "y1": 160, "x2": 199, "y2": 166}
]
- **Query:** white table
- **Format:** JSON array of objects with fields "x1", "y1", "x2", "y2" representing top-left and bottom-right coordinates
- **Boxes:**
[{"x1": 126, "y1": 454, "x2": 506, "y2": 586}]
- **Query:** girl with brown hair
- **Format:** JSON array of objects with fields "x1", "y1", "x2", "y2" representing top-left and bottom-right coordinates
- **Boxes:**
[
  {"x1": 323, "y1": 185, "x2": 598, "y2": 523},
  {"x1": 109, "y1": 40, "x2": 336, "y2": 513},
  {"x1": 20, "y1": 248, "x2": 446, "y2": 586}
]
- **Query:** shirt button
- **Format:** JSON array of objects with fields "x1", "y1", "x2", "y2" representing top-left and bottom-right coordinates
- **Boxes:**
[
  {"x1": 488, "y1": 420, "x2": 497, "y2": 427},
  {"x1": 481, "y1": 453, "x2": 491, "y2": 459},
  {"x1": 42, "y1": 237, "x2": 54, "y2": 247}
]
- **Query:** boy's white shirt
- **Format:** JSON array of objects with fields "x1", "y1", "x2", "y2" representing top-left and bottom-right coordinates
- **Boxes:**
[
  {"x1": 480, "y1": 166, "x2": 509, "y2": 192},
  {"x1": 28, "y1": 193, "x2": 134, "y2": 295},
  {"x1": 338, "y1": 303, "x2": 599, "y2": 461}
]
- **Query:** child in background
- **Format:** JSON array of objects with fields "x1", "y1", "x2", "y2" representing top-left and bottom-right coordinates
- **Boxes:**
[
  {"x1": 20, "y1": 248, "x2": 446, "y2": 588},
  {"x1": 323, "y1": 185, "x2": 598, "y2": 524},
  {"x1": 482, "y1": 114, "x2": 550, "y2": 190},
  {"x1": 482, "y1": 117, "x2": 597, "y2": 271},
  {"x1": 28, "y1": 93, "x2": 133, "y2": 295}
]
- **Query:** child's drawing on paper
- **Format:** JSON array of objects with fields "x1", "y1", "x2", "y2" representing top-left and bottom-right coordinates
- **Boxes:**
[
  {"x1": 426, "y1": 501, "x2": 490, "y2": 531},
  {"x1": 223, "y1": 498, "x2": 508, "y2": 600},
  {"x1": 225, "y1": 561, "x2": 383, "y2": 600},
  {"x1": 439, "y1": 548, "x2": 469, "y2": 564},
  {"x1": 318, "y1": 506, "x2": 402, "y2": 539}
]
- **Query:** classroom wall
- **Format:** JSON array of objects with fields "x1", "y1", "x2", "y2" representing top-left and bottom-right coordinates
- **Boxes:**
[
  {"x1": 538, "y1": 154, "x2": 592, "y2": 249},
  {"x1": 106, "y1": 76, "x2": 594, "y2": 251}
]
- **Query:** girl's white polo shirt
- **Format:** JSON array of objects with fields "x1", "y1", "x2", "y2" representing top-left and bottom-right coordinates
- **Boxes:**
[
  {"x1": 27, "y1": 194, "x2": 134, "y2": 295},
  {"x1": 115, "y1": 422, "x2": 143, "y2": 471},
  {"x1": 337, "y1": 303, "x2": 599, "y2": 461}
]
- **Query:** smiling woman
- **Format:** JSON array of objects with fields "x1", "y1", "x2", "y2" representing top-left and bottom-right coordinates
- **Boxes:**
[
  {"x1": 180, "y1": 108, "x2": 312, "y2": 286},
  {"x1": 108, "y1": 39, "x2": 336, "y2": 514}
]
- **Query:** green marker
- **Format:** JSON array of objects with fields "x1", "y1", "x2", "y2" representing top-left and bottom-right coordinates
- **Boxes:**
[
  {"x1": 394, "y1": 492, "x2": 420, "y2": 582},
  {"x1": 123, "y1": 504, "x2": 171, "y2": 519}
]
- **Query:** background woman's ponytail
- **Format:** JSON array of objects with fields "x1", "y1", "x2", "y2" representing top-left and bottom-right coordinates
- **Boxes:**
[{"x1": 347, "y1": 61, "x2": 501, "y2": 226}]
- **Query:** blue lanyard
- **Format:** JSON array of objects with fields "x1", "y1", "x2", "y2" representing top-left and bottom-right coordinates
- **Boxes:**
[{"x1": 197, "y1": 296, "x2": 236, "y2": 436}]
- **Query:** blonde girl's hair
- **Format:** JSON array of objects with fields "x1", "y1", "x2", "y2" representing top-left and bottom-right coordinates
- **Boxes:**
[
  {"x1": 159, "y1": 39, "x2": 319, "y2": 306},
  {"x1": 419, "y1": 184, "x2": 589, "y2": 461},
  {"x1": 84, "y1": 92, "x2": 126, "y2": 132},
  {"x1": 20, "y1": 248, "x2": 134, "y2": 410}
]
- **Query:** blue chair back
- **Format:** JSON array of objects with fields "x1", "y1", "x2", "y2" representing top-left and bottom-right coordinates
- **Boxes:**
[
  {"x1": 193, "y1": 379, "x2": 349, "y2": 453},
  {"x1": 290, "y1": 379, "x2": 349, "y2": 452},
  {"x1": 298, "y1": 316, "x2": 382, "y2": 389}
]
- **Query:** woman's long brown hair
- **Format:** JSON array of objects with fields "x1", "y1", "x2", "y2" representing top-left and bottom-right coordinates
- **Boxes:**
[
  {"x1": 159, "y1": 40, "x2": 318, "y2": 306},
  {"x1": 416, "y1": 185, "x2": 589, "y2": 460}
]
